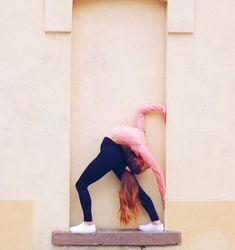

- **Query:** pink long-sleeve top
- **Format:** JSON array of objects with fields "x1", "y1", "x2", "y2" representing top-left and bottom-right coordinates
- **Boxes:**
[{"x1": 111, "y1": 104, "x2": 166, "y2": 203}]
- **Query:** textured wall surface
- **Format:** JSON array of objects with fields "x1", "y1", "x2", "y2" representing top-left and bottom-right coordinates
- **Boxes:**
[
  {"x1": 0, "y1": 200, "x2": 32, "y2": 250},
  {"x1": 0, "y1": 0, "x2": 234, "y2": 249},
  {"x1": 0, "y1": 0, "x2": 71, "y2": 249},
  {"x1": 167, "y1": 0, "x2": 235, "y2": 201},
  {"x1": 166, "y1": 201, "x2": 235, "y2": 250},
  {"x1": 166, "y1": 0, "x2": 235, "y2": 249}
]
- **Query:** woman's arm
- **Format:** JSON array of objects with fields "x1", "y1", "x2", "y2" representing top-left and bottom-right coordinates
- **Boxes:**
[
  {"x1": 137, "y1": 144, "x2": 166, "y2": 208},
  {"x1": 134, "y1": 104, "x2": 166, "y2": 131}
]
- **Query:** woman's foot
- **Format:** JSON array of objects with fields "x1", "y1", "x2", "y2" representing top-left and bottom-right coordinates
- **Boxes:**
[
  {"x1": 69, "y1": 221, "x2": 96, "y2": 233},
  {"x1": 138, "y1": 221, "x2": 165, "y2": 232}
]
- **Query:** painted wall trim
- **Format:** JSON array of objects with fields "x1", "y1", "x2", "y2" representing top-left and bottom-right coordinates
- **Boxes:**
[
  {"x1": 45, "y1": 0, "x2": 73, "y2": 32},
  {"x1": 44, "y1": 0, "x2": 168, "y2": 33},
  {"x1": 168, "y1": 0, "x2": 194, "y2": 33},
  {"x1": 45, "y1": 0, "x2": 194, "y2": 33},
  {"x1": 44, "y1": 0, "x2": 194, "y2": 34}
]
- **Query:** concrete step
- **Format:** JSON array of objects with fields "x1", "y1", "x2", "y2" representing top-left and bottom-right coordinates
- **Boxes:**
[{"x1": 52, "y1": 229, "x2": 181, "y2": 246}]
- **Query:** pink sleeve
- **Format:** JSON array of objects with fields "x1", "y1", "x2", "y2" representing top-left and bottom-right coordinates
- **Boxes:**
[
  {"x1": 137, "y1": 144, "x2": 166, "y2": 199},
  {"x1": 134, "y1": 104, "x2": 166, "y2": 131}
]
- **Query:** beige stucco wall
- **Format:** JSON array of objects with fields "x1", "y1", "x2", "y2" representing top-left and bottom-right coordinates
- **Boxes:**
[
  {"x1": 0, "y1": 0, "x2": 234, "y2": 249},
  {"x1": 165, "y1": 0, "x2": 235, "y2": 249},
  {"x1": 70, "y1": 0, "x2": 166, "y2": 228},
  {"x1": 167, "y1": 0, "x2": 235, "y2": 201},
  {"x1": 0, "y1": 201, "x2": 33, "y2": 250},
  {"x1": 0, "y1": 0, "x2": 71, "y2": 249},
  {"x1": 166, "y1": 201, "x2": 235, "y2": 250}
]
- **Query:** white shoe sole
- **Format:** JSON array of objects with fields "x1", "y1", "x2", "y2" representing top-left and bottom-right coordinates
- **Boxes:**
[
  {"x1": 70, "y1": 229, "x2": 96, "y2": 233},
  {"x1": 69, "y1": 224, "x2": 96, "y2": 233},
  {"x1": 139, "y1": 228, "x2": 164, "y2": 232},
  {"x1": 138, "y1": 224, "x2": 164, "y2": 232}
]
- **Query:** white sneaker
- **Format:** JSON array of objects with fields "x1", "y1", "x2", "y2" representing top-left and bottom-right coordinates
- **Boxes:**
[
  {"x1": 69, "y1": 221, "x2": 96, "y2": 233},
  {"x1": 138, "y1": 222, "x2": 165, "y2": 232}
]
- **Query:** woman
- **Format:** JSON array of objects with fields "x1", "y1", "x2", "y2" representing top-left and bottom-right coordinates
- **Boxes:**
[{"x1": 69, "y1": 103, "x2": 166, "y2": 233}]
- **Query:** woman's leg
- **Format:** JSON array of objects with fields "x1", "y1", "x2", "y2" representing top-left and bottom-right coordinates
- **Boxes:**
[
  {"x1": 75, "y1": 137, "x2": 126, "y2": 223},
  {"x1": 112, "y1": 167, "x2": 160, "y2": 222},
  {"x1": 75, "y1": 152, "x2": 114, "y2": 222}
]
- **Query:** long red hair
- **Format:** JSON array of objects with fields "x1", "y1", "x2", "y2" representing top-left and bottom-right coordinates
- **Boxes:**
[
  {"x1": 118, "y1": 147, "x2": 148, "y2": 225},
  {"x1": 118, "y1": 170, "x2": 141, "y2": 225}
]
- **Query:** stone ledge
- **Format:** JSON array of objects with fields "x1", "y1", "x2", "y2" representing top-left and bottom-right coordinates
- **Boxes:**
[{"x1": 52, "y1": 229, "x2": 181, "y2": 246}]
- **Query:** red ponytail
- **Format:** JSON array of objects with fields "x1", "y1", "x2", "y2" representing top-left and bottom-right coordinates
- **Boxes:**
[{"x1": 118, "y1": 170, "x2": 141, "y2": 225}]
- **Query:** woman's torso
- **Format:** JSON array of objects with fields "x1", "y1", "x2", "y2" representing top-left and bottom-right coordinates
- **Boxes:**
[{"x1": 108, "y1": 125, "x2": 146, "y2": 155}]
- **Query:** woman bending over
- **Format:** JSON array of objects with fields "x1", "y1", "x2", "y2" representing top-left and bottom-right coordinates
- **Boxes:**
[{"x1": 69, "y1": 104, "x2": 166, "y2": 233}]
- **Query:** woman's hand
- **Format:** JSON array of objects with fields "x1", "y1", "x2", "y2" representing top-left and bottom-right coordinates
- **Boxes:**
[
  {"x1": 163, "y1": 106, "x2": 167, "y2": 123},
  {"x1": 133, "y1": 158, "x2": 149, "y2": 174},
  {"x1": 125, "y1": 160, "x2": 147, "y2": 175},
  {"x1": 122, "y1": 146, "x2": 146, "y2": 175},
  {"x1": 139, "y1": 164, "x2": 150, "y2": 173},
  {"x1": 125, "y1": 166, "x2": 131, "y2": 173},
  {"x1": 161, "y1": 195, "x2": 166, "y2": 209}
]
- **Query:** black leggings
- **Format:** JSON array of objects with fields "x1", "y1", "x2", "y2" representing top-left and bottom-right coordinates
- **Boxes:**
[{"x1": 75, "y1": 137, "x2": 159, "y2": 222}]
